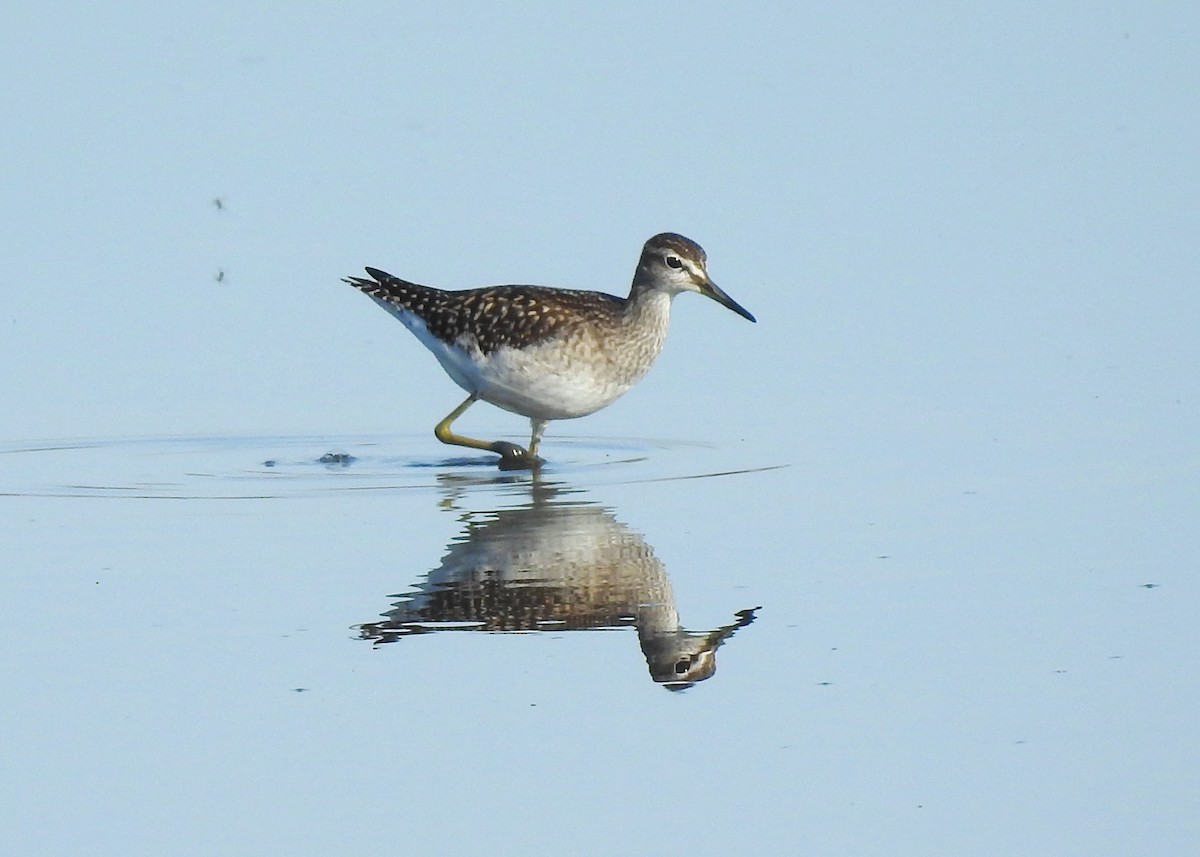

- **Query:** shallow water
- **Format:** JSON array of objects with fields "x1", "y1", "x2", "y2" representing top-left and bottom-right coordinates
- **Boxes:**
[
  {"x1": 3, "y1": 432, "x2": 1195, "y2": 855},
  {"x1": 7, "y1": 3, "x2": 1200, "y2": 852},
  {"x1": 0, "y1": 433, "x2": 782, "y2": 499}
]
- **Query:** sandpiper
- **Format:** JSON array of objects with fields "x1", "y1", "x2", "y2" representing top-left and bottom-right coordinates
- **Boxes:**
[{"x1": 344, "y1": 232, "x2": 755, "y2": 467}]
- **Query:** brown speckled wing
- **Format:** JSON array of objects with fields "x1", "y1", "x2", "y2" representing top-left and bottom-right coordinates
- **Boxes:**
[{"x1": 345, "y1": 267, "x2": 626, "y2": 354}]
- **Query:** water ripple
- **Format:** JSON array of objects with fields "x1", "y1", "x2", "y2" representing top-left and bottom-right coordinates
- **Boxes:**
[{"x1": 0, "y1": 433, "x2": 787, "y2": 500}]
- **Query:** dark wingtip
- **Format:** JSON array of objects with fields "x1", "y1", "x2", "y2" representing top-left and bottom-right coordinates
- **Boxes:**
[{"x1": 343, "y1": 267, "x2": 390, "y2": 290}]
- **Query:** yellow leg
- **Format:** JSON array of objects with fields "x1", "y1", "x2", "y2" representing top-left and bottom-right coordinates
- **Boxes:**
[
  {"x1": 528, "y1": 419, "x2": 548, "y2": 458},
  {"x1": 433, "y1": 394, "x2": 539, "y2": 466}
]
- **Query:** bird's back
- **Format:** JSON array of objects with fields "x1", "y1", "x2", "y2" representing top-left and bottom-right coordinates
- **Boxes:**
[{"x1": 345, "y1": 267, "x2": 627, "y2": 354}]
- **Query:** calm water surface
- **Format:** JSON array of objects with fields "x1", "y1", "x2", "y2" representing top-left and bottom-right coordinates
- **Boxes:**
[{"x1": 2, "y1": 433, "x2": 1195, "y2": 856}]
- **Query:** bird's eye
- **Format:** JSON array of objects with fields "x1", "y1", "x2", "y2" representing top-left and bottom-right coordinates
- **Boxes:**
[{"x1": 665, "y1": 255, "x2": 683, "y2": 269}]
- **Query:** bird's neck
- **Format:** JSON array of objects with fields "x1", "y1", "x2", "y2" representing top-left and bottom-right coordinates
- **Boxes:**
[
  {"x1": 625, "y1": 285, "x2": 673, "y2": 334},
  {"x1": 604, "y1": 286, "x2": 672, "y2": 392}
]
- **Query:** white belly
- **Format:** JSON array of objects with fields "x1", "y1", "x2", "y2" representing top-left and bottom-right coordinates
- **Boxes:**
[
  {"x1": 392, "y1": 293, "x2": 670, "y2": 422},
  {"x1": 434, "y1": 336, "x2": 637, "y2": 420}
]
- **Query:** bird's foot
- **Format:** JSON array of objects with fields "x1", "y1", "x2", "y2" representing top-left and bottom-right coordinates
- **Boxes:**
[{"x1": 490, "y1": 441, "x2": 543, "y2": 471}]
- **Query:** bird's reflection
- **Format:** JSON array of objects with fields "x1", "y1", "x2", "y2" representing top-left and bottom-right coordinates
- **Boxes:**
[{"x1": 358, "y1": 478, "x2": 758, "y2": 689}]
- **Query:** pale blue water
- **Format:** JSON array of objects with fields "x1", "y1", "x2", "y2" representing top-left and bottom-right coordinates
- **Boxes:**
[
  {"x1": 4, "y1": 4, "x2": 1199, "y2": 855},
  {"x1": 3, "y1": 430, "x2": 1196, "y2": 854}
]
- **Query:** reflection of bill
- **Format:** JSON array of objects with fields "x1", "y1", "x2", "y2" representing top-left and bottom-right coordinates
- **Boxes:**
[{"x1": 357, "y1": 498, "x2": 759, "y2": 689}]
